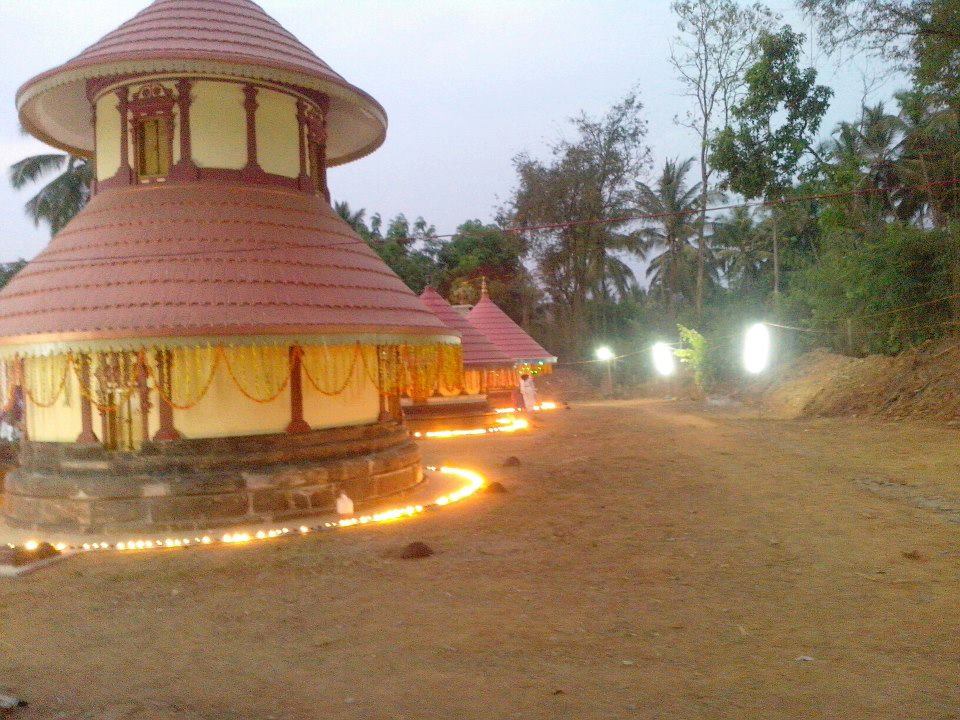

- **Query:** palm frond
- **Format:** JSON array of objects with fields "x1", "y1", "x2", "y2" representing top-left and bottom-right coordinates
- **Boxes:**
[{"x1": 8, "y1": 153, "x2": 66, "y2": 189}]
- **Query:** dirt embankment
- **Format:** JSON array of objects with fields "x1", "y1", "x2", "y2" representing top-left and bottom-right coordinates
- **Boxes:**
[{"x1": 761, "y1": 338, "x2": 960, "y2": 422}]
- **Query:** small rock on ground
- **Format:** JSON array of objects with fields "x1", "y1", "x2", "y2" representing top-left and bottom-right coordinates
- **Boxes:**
[{"x1": 398, "y1": 542, "x2": 434, "y2": 560}]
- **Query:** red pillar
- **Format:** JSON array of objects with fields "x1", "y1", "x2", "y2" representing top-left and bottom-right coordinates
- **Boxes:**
[
  {"x1": 153, "y1": 349, "x2": 181, "y2": 442},
  {"x1": 117, "y1": 86, "x2": 133, "y2": 184},
  {"x1": 75, "y1": 354, "x2": 98, "y2": 444},
  {"x1": 376, "y1": 346, "x2": 391, "y2": 423},
  {"x1": 170, "y1": 78, "x2": 197, "y2": 180},
  {"x1": 296, "y1": 99, "x2": 311, "y2": 192},
  {"x1": 242, "y1": 84, "x2": 260, "y2": 173},
  {"x1": 286, "y1": 346, "x2": 311, "y2": 434}
]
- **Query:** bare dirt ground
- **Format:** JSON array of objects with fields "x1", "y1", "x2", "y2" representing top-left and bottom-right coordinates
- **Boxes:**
[{"x1": 2, "y1": 400, "x2": 959, "y2": 719}]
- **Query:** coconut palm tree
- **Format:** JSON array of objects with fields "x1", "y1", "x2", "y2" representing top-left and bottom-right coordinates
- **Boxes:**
[
  {"x1": 9, "y1": 152, "x2": 92, "y2": 235},
  {"x1": 634, "y1": 157, "x2": 704, "y2": 312},
  {"x1": 713, "y1": 206, "x2": 770, "y2": 293},
  {"x1": 334, "y1": 200, "x2": 368, "y2": 234}
]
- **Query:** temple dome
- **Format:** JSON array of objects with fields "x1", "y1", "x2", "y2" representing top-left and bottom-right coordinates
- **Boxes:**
[
  {"x1": 0, "y1": 183, "x2": 452, "y2": 352},
  {"x1": 419, "y1": 287, "x2": 511, "y2": 368},
  {"x1": 468, "y1": 290, "x2": 556, "y2": 365},
  {"x1": 17, "y1": 0, "x2": 386, "y2": 166}
]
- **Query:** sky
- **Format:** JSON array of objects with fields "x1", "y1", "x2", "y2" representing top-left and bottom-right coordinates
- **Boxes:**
[{"x1": 0, "y1": 0, "x2": 902, "y2": 264}]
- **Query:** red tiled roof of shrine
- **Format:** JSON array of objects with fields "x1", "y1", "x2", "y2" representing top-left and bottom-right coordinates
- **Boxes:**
[
  {"x1": 17, "y1": 0, "x2": 386, "y2": 166},
  {"x1": 467, "y1": 286, "x2": 556, "y2": 365},
  {"x1": 419, "y1": 288, "x2": 511, "y2": 368},
  {"x1": 0, "y1": 184, "x2": 453, "y2": 350}
]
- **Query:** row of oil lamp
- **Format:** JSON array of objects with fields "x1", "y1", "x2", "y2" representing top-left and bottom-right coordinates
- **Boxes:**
[
  {"x1": 7, "y1": 466, "x2": 486, "y2": 557},
  {"x1": 410, "y1": 401, "x2": 560, "y2": 440}
]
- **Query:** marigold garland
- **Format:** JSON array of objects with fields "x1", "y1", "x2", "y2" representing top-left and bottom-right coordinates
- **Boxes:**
[{"x1": 13, "y1": 341, "x2": 467, "y2": 412}]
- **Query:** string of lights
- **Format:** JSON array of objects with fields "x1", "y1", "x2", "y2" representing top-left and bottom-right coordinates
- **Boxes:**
[{"x1": 4, "y1": 465, "x2": 487, "y2": 558}]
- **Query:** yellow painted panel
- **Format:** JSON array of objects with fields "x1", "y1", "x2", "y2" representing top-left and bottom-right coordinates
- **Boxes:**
[
  {"x1": 26, "y1": 368, "x2": 81, "y2": 443},
  {"x1": 191, "y1": 81, "x2": 247, "y2": 170},
  {"x1": 303, "y1": 368, "x2": 380, "y2": 429},
  {"x1": 173, "y1": 363, "x2": 290, "y2": 438},
  {"x1": 95, "y1": 93, "x2": 122, "y2": 181},
  {"x1": 256, "y1": 88, "x2": 300, "y2": 178}
]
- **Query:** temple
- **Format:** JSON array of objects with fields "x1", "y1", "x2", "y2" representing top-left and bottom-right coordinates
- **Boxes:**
[
  {"x1": 467, "y1": 280, "x2": 556, "y2": 404},
  {"x1": 403, "y1": 287, "x2": 517, "y2": 432},
  {"x1": 0, "y1": 0, "x2": 462, "y2": 532}
]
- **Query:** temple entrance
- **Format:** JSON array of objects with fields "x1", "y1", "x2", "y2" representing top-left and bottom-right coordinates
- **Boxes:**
[
  {"x1": 101, "y1": 389, "x2": 143, "y2": 452},
  {"x1": 95, "y1": 353, "x2": 148, "y2": 452}
]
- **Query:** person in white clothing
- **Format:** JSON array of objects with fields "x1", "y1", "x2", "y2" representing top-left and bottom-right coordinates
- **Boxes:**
[{"x1": 519, "y1": 373, "x2": 537, "y2": 411}]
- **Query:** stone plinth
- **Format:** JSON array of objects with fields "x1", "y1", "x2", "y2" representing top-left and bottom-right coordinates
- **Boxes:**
[{"x1": 2, "y1": 422, "x2": 421, "y2": 533}]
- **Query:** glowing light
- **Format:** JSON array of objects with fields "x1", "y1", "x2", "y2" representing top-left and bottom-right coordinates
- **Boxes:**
[
  {"x1": 6, "y1": 467, "x2": 488, "y2": 556},
  {"x1": 494, "y1": 401, "x2": 558, "y2": 413},
  {"x1": 651, "y1": 342, "x2": 676, "y2": 377},
  {"x1": 743, "y1": 323, "x2": 771, "y2": 374},
  {"x1": 416, "y1": 418, "x2": 529, "y2": 440},
  {"x1": 595, "y1": 346, "x2": 615, "y2": 362}
]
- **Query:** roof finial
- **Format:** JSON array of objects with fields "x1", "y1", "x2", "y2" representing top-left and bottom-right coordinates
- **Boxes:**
[{"x1": 480, "y1": 276, "x2": 489, "y2": 299}]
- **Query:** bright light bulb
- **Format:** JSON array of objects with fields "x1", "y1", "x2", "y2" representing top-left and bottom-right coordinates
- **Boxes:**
[
  {"x1": 595, "y1": 346, "x2": 615, "y2": 362},
  {"x1": 743, "y1": 323, "x2": 771, "y2": 374},
  {"x1": 651, "y1": 342, "x2": 676, "y2": 377}
]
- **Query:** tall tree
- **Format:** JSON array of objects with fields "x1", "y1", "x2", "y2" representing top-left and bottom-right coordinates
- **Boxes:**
[
  {"x1": 9, "y1": 152, "x2": 92, "y2": 235},
  {"x1": 635, "y1": 158, "x2": 704, "y2": 312},
  {"x1": 508, "y1": 93, "x2": 651, "y2": 354},
  {"x1": 670, "y1": 0, "x2": 773, "y2": 319},
  {"x1": 711, "y1": 26, "x2": 833, "y2": 296}
]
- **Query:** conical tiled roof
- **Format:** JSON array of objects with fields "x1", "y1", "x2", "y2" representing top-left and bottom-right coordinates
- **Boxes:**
[
  {"x1": 0, "y1": 183, "x2": 452, "y2": 352},
  {"x1": 467, "y1": 285, "x2": 556, "y2": 365},
  {"x1": 419, "y1": 288, "x2": 512, "y2": 368},
  {"x1": 17, "y1": 0, "x2": 386, "y2": 166}
]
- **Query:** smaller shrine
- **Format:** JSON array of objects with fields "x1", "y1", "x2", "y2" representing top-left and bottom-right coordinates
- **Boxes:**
[
  {"x1": 402, "y1": 287, "x2": 518, "y2": 433},
  {"x1": 467, "y1": 281, "x2": 556, "y2": 406}
]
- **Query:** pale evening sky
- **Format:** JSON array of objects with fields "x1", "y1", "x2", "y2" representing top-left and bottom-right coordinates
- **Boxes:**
[{"x1": 0, "y1": 0, "x2": 900, "y2": 264}]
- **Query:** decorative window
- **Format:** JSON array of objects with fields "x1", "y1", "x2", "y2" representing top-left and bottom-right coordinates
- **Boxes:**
[
  {"x1": 137, "y1": 117, "x2": 172, "y2": 178},
  {"x1": 128, "y1": 84, "x2": 177, "y2": 181}
]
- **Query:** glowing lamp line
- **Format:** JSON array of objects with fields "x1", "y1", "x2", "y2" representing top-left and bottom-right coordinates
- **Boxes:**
[{"x1": 7, "y1": 467, "x2": 489, "y2": 558}]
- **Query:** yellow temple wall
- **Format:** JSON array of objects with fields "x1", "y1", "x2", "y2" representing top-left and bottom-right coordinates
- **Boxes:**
[
  {"x1": 173, "y1": 363, "x2": 289, "y2": 439},
  {"x1": 255, "y1": 88, "x2": 300, "y2": 178},
  {"x1": 191, "y1": 80, "x2": 247, "y2": 170},
  {"x1": 94, "y1": 93, "x2": 121, "y2": 181},
  {"x1": 92, "y1": 78, "x2": 313, "y2": 181},
  {"x1": 302, "y1": 371, "x2": 380, "y2": 429},
  {"x1": 26, "y1": 370, "x2": 81, "y2": 443}
]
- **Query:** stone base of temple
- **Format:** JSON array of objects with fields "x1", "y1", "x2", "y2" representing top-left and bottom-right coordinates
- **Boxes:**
[
  {"x1": 0, "y1": 422, "x2": 421, "y2": 533},
  {"x1": 402, "y1": 396, "x2": 503, "y2": 434}
]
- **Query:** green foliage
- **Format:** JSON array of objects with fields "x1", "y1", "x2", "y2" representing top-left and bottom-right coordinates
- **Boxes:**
[
  {"x1": 636, "y1": 157, "x2": 711, "y2": 311},
  {"x1": 8, "y1": 152, "x2": 92, "y2": 235},
  {"x1": 0, "y1": 260, "x2": 26, "y2": 290},
  {"x1": 711, "y1": 26, "x2": 833, "y2": 199},
  {"x1": 786, "y1": 222, "x2": 955, "y2": 354},
  {"x1": 508, "y1": 92, "x2": 651, "y2": 354},
  {"x1": 675, "y1": 324, "x2": 712, "y2": 390}
]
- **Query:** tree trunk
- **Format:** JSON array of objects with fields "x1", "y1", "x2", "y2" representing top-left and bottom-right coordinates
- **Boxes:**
[
  {"x1": 695, "y1": 140, "x2": 709, "y2": 322},
  {"x1": 772, "y1": 213, "x2": 780, "y2": 301}
]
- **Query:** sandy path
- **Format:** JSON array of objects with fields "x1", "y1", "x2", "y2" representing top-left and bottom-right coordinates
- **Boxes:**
[{"x1": 1, "y1": 400, "x2": 958, "y2": 719}]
